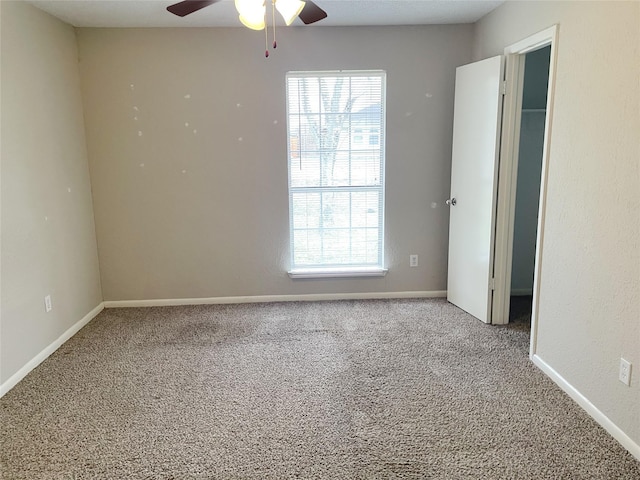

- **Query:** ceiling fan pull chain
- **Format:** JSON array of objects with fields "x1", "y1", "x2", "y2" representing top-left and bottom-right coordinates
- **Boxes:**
[
  {"x1": 264, "y1": 13, "x2": 269, "y2": 57},
  {"x1": 272, "y1": 0, "x2": 277, "y2": 49}
]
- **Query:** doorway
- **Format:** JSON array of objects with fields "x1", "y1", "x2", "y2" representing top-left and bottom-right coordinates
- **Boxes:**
[
  {"x1": 508, "y1": 46, "x2": 551, "y2": 328},
  {"x1": 490, "y1": 25, "x2": 558, "y2": 363}
]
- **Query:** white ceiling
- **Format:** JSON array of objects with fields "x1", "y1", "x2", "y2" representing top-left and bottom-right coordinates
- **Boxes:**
[{"x1": 27, "y1": 0, "x2": 504, "y2": 28}]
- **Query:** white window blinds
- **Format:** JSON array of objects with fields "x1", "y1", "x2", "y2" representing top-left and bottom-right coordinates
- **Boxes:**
[{"x1": 286, "y1": 71, "x2": 386, "y2": 273}]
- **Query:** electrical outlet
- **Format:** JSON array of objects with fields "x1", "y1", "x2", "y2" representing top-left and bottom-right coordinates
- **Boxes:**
[
  {"x1": 409, "y1": 254, "x2": 419, "y2": 267},
  {"x1": 44, "y1": 295, "x2": 52, "y2": 313},
  {"x1": 619, "y1": 358, "x2": 632, "y2": 386}
]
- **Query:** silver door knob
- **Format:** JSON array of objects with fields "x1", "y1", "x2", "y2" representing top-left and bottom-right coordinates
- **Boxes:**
[{"x1": 445, "y1": 198, "x2": 457, "y2": 206}]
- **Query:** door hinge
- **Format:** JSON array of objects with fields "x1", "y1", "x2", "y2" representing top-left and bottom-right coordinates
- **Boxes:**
[
  {"x1": 489, "y1": 277, "x2": 496, "y2": 290},
  {"x1": 501, "y1": 81, "x2": 507, "y2": 95}
]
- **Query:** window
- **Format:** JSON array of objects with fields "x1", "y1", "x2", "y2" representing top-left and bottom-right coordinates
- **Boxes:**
[
  {"x1": 368, "y1": 128, "x2": 380, "y2": 146},
  {"x1": 286, "y1": 70, "x2": 386, "y2": 277},
  {"x1": 353, "y1": 128, "x2": 363, "y2": 144}
]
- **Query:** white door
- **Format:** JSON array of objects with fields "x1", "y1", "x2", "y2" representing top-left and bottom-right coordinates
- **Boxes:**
[{"x1": 447, "y1": 55, "x2": 505, "y2": 323}]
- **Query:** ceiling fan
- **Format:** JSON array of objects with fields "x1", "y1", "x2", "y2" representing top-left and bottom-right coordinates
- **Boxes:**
[
  {"x1": 166, "y1": 0, "x2": 327, "y2": 56},
  {"x1": 166, "y1": 0, "x2": 328, "y2": 26}
]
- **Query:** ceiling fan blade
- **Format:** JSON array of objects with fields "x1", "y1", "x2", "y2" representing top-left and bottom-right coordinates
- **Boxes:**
[
  {"x1": 298, "y1": 1, "x2": 327, "y2": 25},
  {"x1": 166, "y1": 0, "x2": 218, "y2": 17}
]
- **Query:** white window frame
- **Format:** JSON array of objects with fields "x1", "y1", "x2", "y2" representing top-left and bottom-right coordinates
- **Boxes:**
[{"x1": 286, "y1": 70, "x2": 387, "y2": 278}]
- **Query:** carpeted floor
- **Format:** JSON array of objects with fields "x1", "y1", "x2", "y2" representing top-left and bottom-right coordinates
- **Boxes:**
[
  {"x1": 508, "y1": 295, "x2": 533, "y2": 331},
  {"x1": 1, "y1": 299, "x2": 639, "y2": 479}
]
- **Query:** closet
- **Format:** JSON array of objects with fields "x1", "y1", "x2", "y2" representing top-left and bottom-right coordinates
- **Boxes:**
[{"x1": 509, "y1": 46, "x2": 551, "y2": 324}]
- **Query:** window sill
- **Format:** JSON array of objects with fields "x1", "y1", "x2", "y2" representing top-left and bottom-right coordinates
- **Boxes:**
[{"x1": 288, "y1": 268, "x2": 388, "y2": 279}]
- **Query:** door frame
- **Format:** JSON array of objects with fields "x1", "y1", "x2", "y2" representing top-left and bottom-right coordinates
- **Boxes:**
[{"x1": 491, "y1": 26, "x2": 558, "y2": 357}]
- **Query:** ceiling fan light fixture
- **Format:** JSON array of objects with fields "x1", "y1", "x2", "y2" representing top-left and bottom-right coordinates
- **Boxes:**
[
  {"x1": 235, "y1": 0, "x2": 266, "y2": 30},
  {"x1": 275, "y1": 0, "x2": 306, "y2": 26}
]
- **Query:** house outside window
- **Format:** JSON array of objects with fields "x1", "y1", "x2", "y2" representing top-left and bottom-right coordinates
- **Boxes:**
[
  {"x1": 353, "y1": 128, "x2": 364, "y2": 144},
  {"x1": 368, "y1": 128, "x2": 380, "y2": 146},
  {"x1": 286, "y1": 70, "x2": 386, "y2": 277}
]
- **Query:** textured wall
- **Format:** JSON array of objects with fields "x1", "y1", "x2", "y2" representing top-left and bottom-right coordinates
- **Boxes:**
[
  {"x1": 76, "y1": 25, "x2": 473, "y2": 301},
  {"x1": 0, "y1": 1, "x2": 103, "y2": 383},
  {"x1": 475, "y1": 0, "x2": 640, "y2": 449}
]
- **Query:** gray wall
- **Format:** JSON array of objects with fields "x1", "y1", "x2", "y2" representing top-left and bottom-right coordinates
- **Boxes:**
[
  {"x1": 1, "y1": 1, "x2": 103, "y2": 384},
  {"x1": 475, "y1": 0, "x2": 640, "y2": 447},
  {"x1": 76, "y1": 25, "x2": 473, "y2": 301}
]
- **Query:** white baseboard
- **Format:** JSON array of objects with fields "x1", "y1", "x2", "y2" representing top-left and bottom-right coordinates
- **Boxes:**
[
  {"x1": 0, "y1": 303, "x2": 105, "y2": 398},
  {"x1": 531, "y1": 354, "x2": 640, "y2": 461},
  {"x1": 103, "y1": 290, "x2": 447, "y2": 308}
]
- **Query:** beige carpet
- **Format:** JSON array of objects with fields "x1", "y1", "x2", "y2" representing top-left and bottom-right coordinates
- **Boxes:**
[{"x1": 1, "y1": 299, "x2": 639, "y2": 479}]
